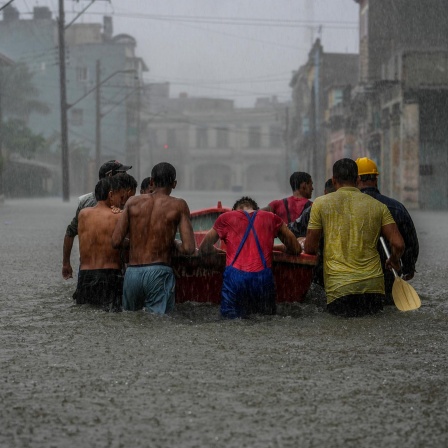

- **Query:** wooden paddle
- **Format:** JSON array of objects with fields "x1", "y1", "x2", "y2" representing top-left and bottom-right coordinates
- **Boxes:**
[{"x1": 379, "y1": 237, "x2": 421, "y2": 311}]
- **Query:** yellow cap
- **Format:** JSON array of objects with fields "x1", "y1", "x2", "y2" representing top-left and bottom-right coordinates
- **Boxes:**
[{"x1": 356, "y1": 157, "x2": 379, "y2": 176}]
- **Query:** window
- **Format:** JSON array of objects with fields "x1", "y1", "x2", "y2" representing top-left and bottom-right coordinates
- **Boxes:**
[
  {"x1": 76, "y1": 66, "x2": 89, "y2": 82},
  {"x1": 333, "y1": 89, "x2": 343, "y2": 106},
  {"x1": 70, "y1": 108, "x2": 83, "y2": 126},
  {"x1": 302, "y1": 117, "x2": 310, "y2": 135},
  {"x1": 31, "y1": 62, "x2": 46, "y2": 73},
  {"x1": 196, "y1": 128, "x2": 208, "y2": 149},
  {"x1": 216, "y1": 127, "x2": 229, "y2": 148},
  {"x1": 248, "y1": 126, "x2": 261, "y2": 148},
  {"x1": 167, "y1": 129, "x2": 177, "y2": 149},
  {"x1": 269, "y1": 126, "x2": 282, "y2": 147},
  {"x1": 150, "y1": 129, "x2": 158, "y2": 148}
]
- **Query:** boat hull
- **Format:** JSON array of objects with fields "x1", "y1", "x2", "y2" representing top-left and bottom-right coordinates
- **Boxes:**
[
  {"x1": 173, "y1": 252, "x2": 316, "y2": 304},
  {"x1": 173, "y1": 203, "x2": 318, "y2": 304}
]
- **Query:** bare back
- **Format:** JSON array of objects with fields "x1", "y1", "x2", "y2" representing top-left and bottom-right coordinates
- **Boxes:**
[
  {"x1": 78, "y1": 203, "x2": 122, "y2": 270},
  {"x1": 119, "y1": 192, "x2": 195, "y2": 265}
]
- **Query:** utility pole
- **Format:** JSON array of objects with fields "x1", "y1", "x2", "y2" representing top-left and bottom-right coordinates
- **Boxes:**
[
  {"x1": 58, "y1": 0, "x2": 70, "y2": 201},
  {"x1": 95, "y1": 59, "x2": 101, "y2": 169},
  {"x1": 136, "y1": 82, "x2": 141, "y2": 181}
]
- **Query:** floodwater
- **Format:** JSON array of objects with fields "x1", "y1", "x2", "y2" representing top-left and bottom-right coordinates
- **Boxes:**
[{"x1": 0, "y1": 193, "x2": 447, "y2": 448}]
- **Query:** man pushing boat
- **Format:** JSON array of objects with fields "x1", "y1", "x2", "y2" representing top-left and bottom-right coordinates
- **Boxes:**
[
  {"x1": 262, "y1": 171, "x2": 314, "y2": 223},
  {"x1": 112, "y1": 162, "x2": 195, "y2": 314},
  {"x1": 199, "y1": 196, "x2": 301, "y2": 319},
  {"x1": 74, "y1": 174, "x2": 136, "y2": 311}
]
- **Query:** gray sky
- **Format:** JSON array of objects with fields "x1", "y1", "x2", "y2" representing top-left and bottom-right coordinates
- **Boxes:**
[{"x1": 9, "y1": 0, "x2": 359, "y2": 106}]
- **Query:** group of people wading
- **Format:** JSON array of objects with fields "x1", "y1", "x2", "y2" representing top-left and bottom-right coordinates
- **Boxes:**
[{"x1": 62, "y1": 157, "x2": 419, "y2": 319}]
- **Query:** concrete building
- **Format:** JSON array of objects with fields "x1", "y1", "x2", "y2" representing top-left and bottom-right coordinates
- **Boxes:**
[
  {"x1": 141, "y1": 85, "x2": 288, "y2": 193},
  {"x1": 287, "y1": 39, "x2": 359, "y2": 193},
  {"x1": 0, "y1": 6, "x2": 147, "y2": 195},
  {"x1": 352, "y1": 0, "x2": 448, "y2": 209}
]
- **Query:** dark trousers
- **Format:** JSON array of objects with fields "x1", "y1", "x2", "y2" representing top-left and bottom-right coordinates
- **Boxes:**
[
  {"x1": 327, "y1": 293, "x2": 384, "y2": 317},
  {"x1": 221, "y1": 266, "x2": 276, "y2": 319}
]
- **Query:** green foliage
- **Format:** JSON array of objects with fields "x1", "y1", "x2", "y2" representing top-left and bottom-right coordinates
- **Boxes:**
[
  {"x1": 1, "y1": 118, "x2": 48, "y2": 159},
  {"x1": 0, "y1": 62, "x2": 50, "y2": 119}
]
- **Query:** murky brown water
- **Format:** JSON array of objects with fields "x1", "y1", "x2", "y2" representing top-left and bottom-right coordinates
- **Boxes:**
[{"x1": 0, "y1": 195, "x2": 447, "y2": 448}]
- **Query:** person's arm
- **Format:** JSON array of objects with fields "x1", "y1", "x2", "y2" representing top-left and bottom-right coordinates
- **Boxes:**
[
  {"x1": 62, "y1": 234, "x2": 74, "y2": 279},
  {"x1": 175, "y1": 201, "x2": 196, "y2": 256},
  {"x1": 381, "y1": 223, "x2": 405, "y2": 272},
  {"x1": 62, "y1": 206, "x2": 81, "y2": 279},
  {"x1": 399, "y1": 213, "x2": 419, "y2": 280},
  {"x1": 304, "y1": 228, "x2": 322, "y2": 255},
  {"x1": 111, "y1": 206, "x2": 130, "y2": 249},
  {"x1": 277, "y1": 223, "x2": 301, "y2": 255},
  {"x1": 288, "y1": 206, "x2": 311, "y2": 238},
  {"x1": 198, "y1": 228, "x2": 220, "y2": 255}
]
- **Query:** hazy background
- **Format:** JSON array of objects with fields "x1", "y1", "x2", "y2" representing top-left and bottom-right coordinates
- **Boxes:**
[{"x1": 10, "y1": 0, "x2": 359, "y2": 106}]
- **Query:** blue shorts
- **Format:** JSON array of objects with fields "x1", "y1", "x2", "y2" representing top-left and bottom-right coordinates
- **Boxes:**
[
  {"x1": 221, "y1": 266, "x2": 276, "y2": 319},
  {"x1": 123, "y1": 264, "x2": 175, "y2": 314}
]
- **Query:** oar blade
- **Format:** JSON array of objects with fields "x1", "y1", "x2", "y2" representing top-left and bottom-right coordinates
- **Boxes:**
[{"x1": 392, "y1": 278, "x2": 421, "y2": 311}]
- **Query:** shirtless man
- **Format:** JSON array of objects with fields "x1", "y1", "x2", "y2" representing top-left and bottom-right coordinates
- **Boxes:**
[
  {"x1": 112, "y1": 162, "x2": 195, "y2": 314},
  {"x1": 62, "y1": 160, "x2": 132, "y2": 280},
  {"x1": 73, "y1": 176, "x2": 133, "y2": 311},
  {"x1": 139, "y1": 177, "x2": 153, "y2": 194}
]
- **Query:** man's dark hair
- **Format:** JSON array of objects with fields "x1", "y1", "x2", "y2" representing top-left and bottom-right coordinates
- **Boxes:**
[
  {"x1": 94, "y1": 178, "x2": 110, "y2": 201},
  {"x1": 290, "y1": 172, "x2": 311, "y2": 191},
  {"x1": 105, "y1": 173, "x2": 136, "y2": 197},
  {"x1": 232, "y1": 196, "x2": 259, "y2": 211},
  {"x1": 359, "y1": 174, "x2": 378, "y2": 182},
  {"x1": 333, "y1": 158, "x2": 358, "y2": 184},
  {"x1": 140, "y1": 177, "x2": 151, "y2": 192},
  {"x1": 151, "y1": 162, "x2": 176, "y2": 187},
  {"x1": 324, "y1": 178, "x2": 335, "y2": 193},
  {"x1": 112, "y1": 172, "x2": 138, "y2": 191}
]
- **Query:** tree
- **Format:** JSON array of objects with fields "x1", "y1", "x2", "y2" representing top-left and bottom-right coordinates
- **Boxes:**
[
  {"x1": 1, "y1": 118, "x2": 48, "y2": 159},
  {"x1": 0, "y1": 62, "x2": 50, "y2": 152},
  {"x1": 0, "y1": 62, "x2": 51, "y2": 195},
  {"x1": 0, "y1": 62, "x2": 50, "y2": 120}
]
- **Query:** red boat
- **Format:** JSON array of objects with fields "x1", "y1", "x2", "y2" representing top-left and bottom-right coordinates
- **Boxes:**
[{"x1": 172, "y1": 202, "x2": 318, "y2": 304}]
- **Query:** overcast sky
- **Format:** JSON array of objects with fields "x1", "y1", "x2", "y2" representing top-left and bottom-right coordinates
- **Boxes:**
[{"x1": 8, "y1": 0, "x2": 359, "y2": 106}]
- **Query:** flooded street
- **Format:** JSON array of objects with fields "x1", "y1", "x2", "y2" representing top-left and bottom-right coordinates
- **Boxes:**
[{"x1": 0, "y1": 194, "x2": 447, "y2": 448}]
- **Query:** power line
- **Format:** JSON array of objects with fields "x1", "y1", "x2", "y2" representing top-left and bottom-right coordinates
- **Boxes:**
[
  {"x1": 16, "y1": 7, "x2": 359, "y2": 28},
  {"x1": 85, "y1": 11, "x2": 359, "y2": 29},
  {"x1": 0, "y1": 1, "x2": 15, "y2": 13}
]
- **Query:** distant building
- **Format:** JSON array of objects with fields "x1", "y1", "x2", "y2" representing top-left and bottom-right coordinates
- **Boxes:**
[
  {"x1": 287, "y1": 39, "x2": 359, "y2": 193},
  {"x1": 352, "y1": 0, "x2": 448, "y2": 209},
  {"x1": 141, "y1": 85, "x2": 288, "y2": 192},
  {"x1": 0, "y1": 6, "x2": 147, "y2": 194}
]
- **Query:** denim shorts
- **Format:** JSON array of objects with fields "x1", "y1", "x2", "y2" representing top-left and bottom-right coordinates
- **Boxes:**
[{"x1": 123, "y1": 264, "x2": 175, "y2": 314}]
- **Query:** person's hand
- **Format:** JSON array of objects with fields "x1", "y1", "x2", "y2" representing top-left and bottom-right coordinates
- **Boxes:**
[
  {"x1": 62, "y1": 263, "x2": 73, "y2": 279},
  {"x1": 402, "y1": 272, "x2": 415, "y2": 281},
  {"x1": 385, "y1": 257, "x2": 401, "y2": 273},
  {"x1": 110, "y1": 206, "x2": 122, "y2": 214},
  {"x1": 298, "y1": 237, "x2": 306, "y2": 252}
]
